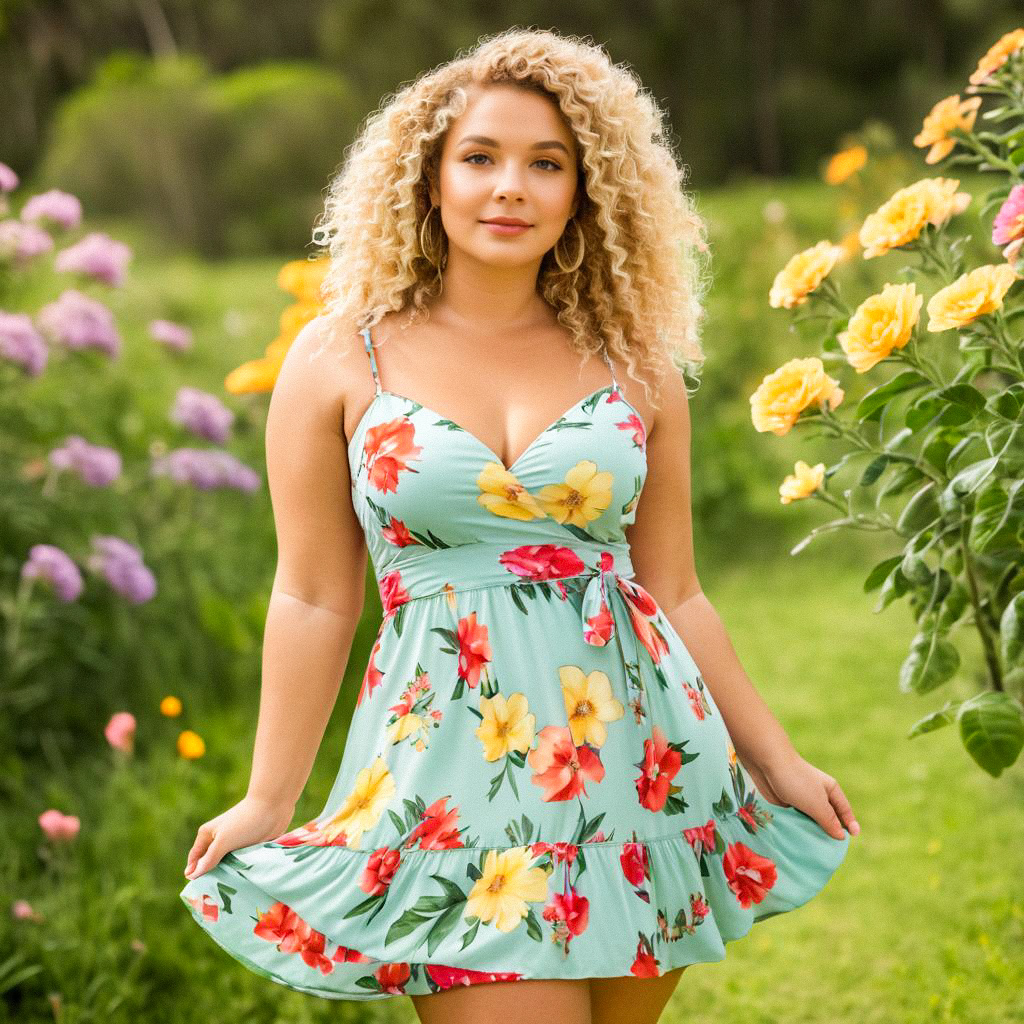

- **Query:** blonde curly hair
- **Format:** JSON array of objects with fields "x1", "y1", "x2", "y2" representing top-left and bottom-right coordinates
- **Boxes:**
[{"x1": 311, "y1": 26, "x2": 711, "y2": 403}]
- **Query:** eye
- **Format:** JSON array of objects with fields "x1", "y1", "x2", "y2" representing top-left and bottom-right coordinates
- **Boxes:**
[{"x1": 463, "y1": 153, "x2": 562, "y2": 171}]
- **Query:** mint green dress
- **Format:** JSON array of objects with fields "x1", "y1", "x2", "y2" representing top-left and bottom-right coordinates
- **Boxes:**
[{"x1": 180, "y1": 325, "x2": 850, "y2": 999}]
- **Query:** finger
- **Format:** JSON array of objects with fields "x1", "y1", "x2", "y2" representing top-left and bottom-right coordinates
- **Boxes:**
[
  {"x1": 185, "y1": 827, "x2": 216, "y2": 875},
  {"x1": 816, "y1": 791, "x2": 846, "y2": 840},
  {"x1": 187, "y1": 842, "x2": 223, "y2": 879},
  {"x1": 826, "y1": 780, "x2": 861, "y2": 836}
]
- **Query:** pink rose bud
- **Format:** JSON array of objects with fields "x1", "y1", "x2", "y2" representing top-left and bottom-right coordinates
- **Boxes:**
[
  {"x1": 104, "y1": 711, "x2": 137, "y2": 753},
  {"x1": 38, "y1": 809, "x2": 81, "y2": 841}
]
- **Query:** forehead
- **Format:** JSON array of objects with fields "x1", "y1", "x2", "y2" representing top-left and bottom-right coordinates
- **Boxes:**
[{"x1": 448, "y1": 83, "x2": 576, "y2": 148}]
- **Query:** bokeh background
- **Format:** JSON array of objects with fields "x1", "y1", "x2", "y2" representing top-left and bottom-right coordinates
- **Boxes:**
[{"x1": 2, "y1": 3, "x2": 1022, "y2": 1022}]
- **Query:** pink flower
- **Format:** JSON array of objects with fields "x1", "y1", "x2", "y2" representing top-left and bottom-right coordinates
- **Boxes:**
[
  {"x1": 105, "y1": 711, "x2": 137, "y2": 753},
  {"x1": 21, "y1": 544, "x2": 84, "y2": 602},
  {"x1": 993, "y1": 183, "x2": 1024, "y2": 263},
  {"x1": 11, "y1": 899, "x2": 42, "y2": 921},
  {"x1": 37, "y1": 289, "x2": 121, "y2": 358},
  {"x1": 49, "y1": 435, "x2": 123, "y2": 487},
  {"x1": 0, "y1": 311, "x2": 48, "y2": 376},
  {"x1": 148, "y1": 319, "x2": 193, "y2": 352},
  {"x1": 0, "y1": 220, "x2": 54, "y2": 267},
  {"x1": 20, "y1": 189, "x2": 83, "y2": 230},
  {"x1": 170, "y1": 386, "x2": 234, "y2": 444},
  {"x1": 55, "y1": 231, "x2": 133, "y2": 287},
  {"x1": 38, "y1": 809, "x2": 80, "y2": 842},
  {"x1": 0, "y1": 161, "x2": 19, "y2": 193}
]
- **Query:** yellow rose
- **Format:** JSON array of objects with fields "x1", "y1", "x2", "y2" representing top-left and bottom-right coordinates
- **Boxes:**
[
  {"x1": 913, "y1": 95, "x2": 982, "y2": 165},
  {"x1": 926, "y1": 264, "x2": 1020, "y2": 332},
  {"x1": 750, "y1": 357, "x2": 845, "y2": 437},
  {"x1": 859, "y1": 178, "x2": 971, "y2": 259},
  {"x1": 838, "y1": 282, "x2": 923, "y2": 373},
  {"x1": 769, "y1": 241, "x2": 845, "y2": 309},
  {"x1": 969, "y1": 28, "x2": 1024, "y2": 87},
  {"x1": 824, "y1": 145, "x2": 867, "y2": 186},
  {"x1": 276, "y1": 257, "x2": 329, "y2": 304},
  {"x1": 780, "y1": 460, "x2": 826, "y2": 504}
]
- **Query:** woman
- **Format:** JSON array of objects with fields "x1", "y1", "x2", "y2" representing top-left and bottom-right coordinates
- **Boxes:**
[{"x1": 181, "y1": 26, "x2": 859, "y2": 1022}]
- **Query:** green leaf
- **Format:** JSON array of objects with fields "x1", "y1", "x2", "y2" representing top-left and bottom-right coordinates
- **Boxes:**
[
  {"x1": 908, "y1": 700, "x2": 961, "y2": 738},
  {"x1": 949, "y1": 456, "x2": 1000, "y2": 496},
  {"x1": 897, "y1": 481, "x2": 940, "y2": 535},
  {"x1": 957, "y1": 692, "x2": 1024, "y2": 777},
  {"x1": 856, "y1": 370, "x2": 928, "y2": 422},
  {"x1": 1000, "y1": 592, "x2": 1024, "y2": 669},
  {"x1": 864, "y1": 556, "x2": 902, "y2": 593},
  {"x1": 426, "y1": 903, "x2": 465, "y2": 956},
  {"x1": 385, "y1": 908, "x2": 432, "y2": 945},
  {"x1": 860, "y1": 454, "x2": 891, "y2": 486},
  {"x1": 905, "y1": 395, "x2": 945, "y2": 430},
  {"x1": 899, "y1": 630, "x2": 960, "y2": 694},
  {"x1": 937, "y1": 383, "x2": 986, "y2": 415},
  {"x1": 875, "y1": 564, "x2": 909, "y2": 612},
  {"x1": 900, "y1": 548, "x2": 933, "y2": 586}
]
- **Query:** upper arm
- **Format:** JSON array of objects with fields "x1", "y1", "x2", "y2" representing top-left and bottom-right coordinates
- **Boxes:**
[
  {"x1": 625, "y1": 366, "x2": 702, "y2": 612},
  {"x1": 264, "y1": 316, "x2": 368, "y2": 618}
]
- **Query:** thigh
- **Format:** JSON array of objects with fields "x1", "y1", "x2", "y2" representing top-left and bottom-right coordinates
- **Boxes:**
[
  {"x1": 589, "y1": 964, "x2": 688, "y2": 1024},
  {"x1": 410, "y1": 976, "x2": 592, "y2": 1024}
]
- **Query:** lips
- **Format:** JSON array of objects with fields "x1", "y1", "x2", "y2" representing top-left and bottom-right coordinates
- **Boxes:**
[{"x1": 481, "y1": 218, "x2": 531, "y2": 226}]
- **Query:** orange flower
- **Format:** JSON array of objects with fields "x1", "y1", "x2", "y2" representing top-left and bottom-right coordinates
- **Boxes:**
[
  {"x1": 913, "y1": 95, "x2": 983, "y2": 164},
  {"x1": 750, "y1": 357, "x2": 844, "y2": 436},
  {"x1": 160, "y1": 695, "x2": 182, "y2": 716},
  {"x1": 779, "y1": 460, "x2": 826, "y2": 504},
  {"x1": 177, "y1": 730, "x2": 205, "y2": 759},
  {"x1": 824, "y1": 145, "x2": 867, "y2": 186},
  {"x1": 838, "y1": 282, "x2": 923, "y2": 372},
  {"x1": 276, "y1": 257, "x2": 329, "y2": 304},
  {"x1": 968, "y1": 28, "x2": 1024, "y2": 87},
  {"x1": 859, "y1": 178, "x2": 971, "y2": 259},
  {"x1": 363, "y1": 417, "x2": 423, "y2": 494},
  {"x1": 926, "y1": 264, "x2": 1020, "y2": 332},
  {"x1": 768, "y1": 241, "x2": 844, "y2": 309}
]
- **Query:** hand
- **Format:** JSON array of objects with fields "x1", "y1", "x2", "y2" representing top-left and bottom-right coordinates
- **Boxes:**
[
  {"x1": 184, "y1": 794, "x2": 296, "y2": 880},
  {"x1": 743, "y1": 752, "x2": 860, "y2": 841}
]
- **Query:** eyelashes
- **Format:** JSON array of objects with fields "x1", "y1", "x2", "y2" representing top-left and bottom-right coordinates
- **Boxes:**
[{"x1": 463, "y1": 153, "x2": 562, "y2": 171}]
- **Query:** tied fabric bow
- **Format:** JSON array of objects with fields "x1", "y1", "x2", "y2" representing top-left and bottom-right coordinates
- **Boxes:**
[{"x1": 580, "y1": 552, "x2": 668, "y2": 663}]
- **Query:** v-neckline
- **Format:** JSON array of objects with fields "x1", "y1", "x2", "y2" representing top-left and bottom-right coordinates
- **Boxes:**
[{"x1": 367, "y1": 383, "x2": 625, "y2": 476}]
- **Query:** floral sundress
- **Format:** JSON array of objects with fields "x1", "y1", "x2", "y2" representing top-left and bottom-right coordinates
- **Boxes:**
[{"x1": 180, "y1": 325, "x2": 850, "y2": 1000}]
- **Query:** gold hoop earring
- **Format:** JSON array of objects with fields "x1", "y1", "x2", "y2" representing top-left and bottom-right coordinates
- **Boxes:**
[
  {"x1": 419, "y1": 204, "x2": 447, "y2": 273},
  {"x1": 554, "y1": 218, "x2": 585, "y2": 274}
]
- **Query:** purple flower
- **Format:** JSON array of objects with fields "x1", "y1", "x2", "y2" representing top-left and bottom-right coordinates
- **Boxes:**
[
  {"x1": 48, "y1": 435, "x2": 123, "y2": 487},
  {"x1": 37, "y1": 289, "x2": 121, "y2": 358},
  {"x1": 0, "y1": 162, "x2": 18, "y2": 193},
  {"x1": 148, "y1": 319, "x2": 193, "y2": 352},
  {"x1": 54, "y1": 231, "x2": 133, "y2": 287},
  {"x1": 21, "y1": 544, "x2": 84, "y2": 603},
  {"x1": 0, "y1": 220, "x2": 54, "y2": 267},
  {"x1": 170, "y1": 386, "x2": 234, "y2": 443},
  {"x1": 20, "y1": 189, "x2": 83, "y2": 231},
  {"x1": 87, "y1": 536, "x2": 157, "y2": 604},
  {"x1": 0, "y1": 311, "x2": 48, "y2": 376},
  {"x1": 151, "y1": 447, "x2": 261, "y2": 493}
]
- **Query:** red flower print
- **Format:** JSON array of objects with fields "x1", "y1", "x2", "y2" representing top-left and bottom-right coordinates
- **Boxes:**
[
  {"x1": 635, "y1": 725, "x2": 682, "y2": 811},
  {"x1": 356, "y1": 637, "x2": 385, "y2": 707},
  {"x1": 359, "y1": 846, "x2": 402, "y2": 895},
  {"x1": 683, "y1": 682, "x2": 706, "y2": 720},
  {"x1": 616, "y1": 412, "x2": 647, "y2": 450},
  {"x1": 690, "y1": 893, "x2": 710, "y2": 921},
  {"x1": 332, "y1": 945, "x2": 373, "y2": 964},
  {"x1": 737, "y1": 801, "x2": 760, "y2": 830},
  {"x1": 528, "y1": 725, "x2": 605, "y2": 801},
  {"x1": 583, "y1": 602, "x2": 615, "y2": 646},
  {"x1": 630, "y1": 938, "x2": 660, "y2": 978},
  {"x1": 457, "y1": 611, "x2": 491, "y2": 688},
  {"x1": 683, "y1": 818, "x2": 717, "y2": 857},
  {"x1": 185, "y1": 893, "x2": 219, "y2": 922},
  {"x1": 499, "y1": 544, "x2": 586, "y2": 583},
  {"x1": 531, "y1": 841, "x2": 579, "y2": 865},
  {"x1": 622, "y1": 584, "x2": 669, "y2": 664},
  {"x1": 363, "y1": 418, "x2": 422, "y2": 494},
  {"x1": 619, "y1": 842, "x2": 649, "y2": 887},
  {"x1": 543, "y1": 885, "x2": 590, "y2": 951},
  {"x1": 375, "y1": 961, "x2": 411, "y2": 993},
  {"x1": 274, "y1": 818, "x2": 348, "y2": 848},
  {"x1": 381, "y1": 516, "x2": 420, "y2": 547},
  {"x1": 723, "y1": 841, "x2": 778, "y2": 908},
  {"x1": 404, "y1": 796, "x2": 464, "y2": 850},
  {"x1": 378, "y1": 570, "x2": 410, "y2": 618},
  {"x1": 426, "y1": 965, "x2": 524, "y2": 989},
  {"x1": 253, "y1": 902, "x2": 334, "y2": 973}
]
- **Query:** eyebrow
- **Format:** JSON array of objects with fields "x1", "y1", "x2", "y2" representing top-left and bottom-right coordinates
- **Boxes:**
[{"x1": 458, "y1": 134, "x2": 572, "y2": 157}]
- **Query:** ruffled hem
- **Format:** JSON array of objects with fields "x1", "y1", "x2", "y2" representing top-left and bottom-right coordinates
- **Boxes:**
[{"x1": 180, "y1": 798, "x2": 849, "y2": 1000}]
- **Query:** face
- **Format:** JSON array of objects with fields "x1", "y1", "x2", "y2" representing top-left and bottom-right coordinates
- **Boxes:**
[{"x1": 430, "y1": 83, "x2": 581, "y2": 271}]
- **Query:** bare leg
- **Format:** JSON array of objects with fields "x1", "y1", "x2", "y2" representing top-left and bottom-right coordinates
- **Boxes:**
[
  {"x1": 410, "y1": 976, "x2": 592, "y2": 1024},
  {"x1": 589, "y1": 965, "x2": 688, "y2": 1024}
]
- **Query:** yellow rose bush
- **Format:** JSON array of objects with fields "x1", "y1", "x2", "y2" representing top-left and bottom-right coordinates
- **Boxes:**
[{"x1": 755, "y1": 30, "x2": 1024, "y2": 777}]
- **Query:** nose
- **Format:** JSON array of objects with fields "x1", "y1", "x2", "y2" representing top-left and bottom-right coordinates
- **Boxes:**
[{"x1": 492, "y1": 162, "x2": 528, "y2": 202}]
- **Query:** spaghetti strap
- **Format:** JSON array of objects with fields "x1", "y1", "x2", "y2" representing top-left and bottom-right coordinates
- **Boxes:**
[{"x1": 360, "y1": 326, "x2": 382, "y2": 395}]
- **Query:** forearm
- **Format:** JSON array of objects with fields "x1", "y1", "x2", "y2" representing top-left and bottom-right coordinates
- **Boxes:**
[
  {"x1": 662, "y1": 589, "x2": 799, "y2": 772},
  {"x1": 245, "y1": 588, "x2": 363, "y2": 808}
]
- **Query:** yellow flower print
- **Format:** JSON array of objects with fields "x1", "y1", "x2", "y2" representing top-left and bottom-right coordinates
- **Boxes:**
[
  {"x1": 535, "y1": 461, "x2": 614, "y2": 527},
  {"x1": 464, "y1": 846, "x2": 549, "y2": 932},
  {"x1": 559, "y1": 665, "x2": 625, "y2": 747},
  {"x1": 320, "y1": 756, "x2": 395, "y2": 849},
  {"x1": 476, "y1": 463, "x2": 548, "y2": 521},
  {"x1": 475, "y1": 692, "x2": 536, "y2": 762},
  {"x1": 387, "y1": 712, "x2": 424, "y2": 744}
]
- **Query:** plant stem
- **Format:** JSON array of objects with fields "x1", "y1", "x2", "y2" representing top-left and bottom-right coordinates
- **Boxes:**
[{"x1": 959, "y1": 518, "x2": 1004, "y2": 692}]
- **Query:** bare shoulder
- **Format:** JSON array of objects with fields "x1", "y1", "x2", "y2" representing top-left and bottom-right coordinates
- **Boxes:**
[
  {"x1": 271, "y1": 313, "x2": 367, "y2": 433},
  {"x1": 611, "y1": 352, "x2": 686, "y2": 446}
]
